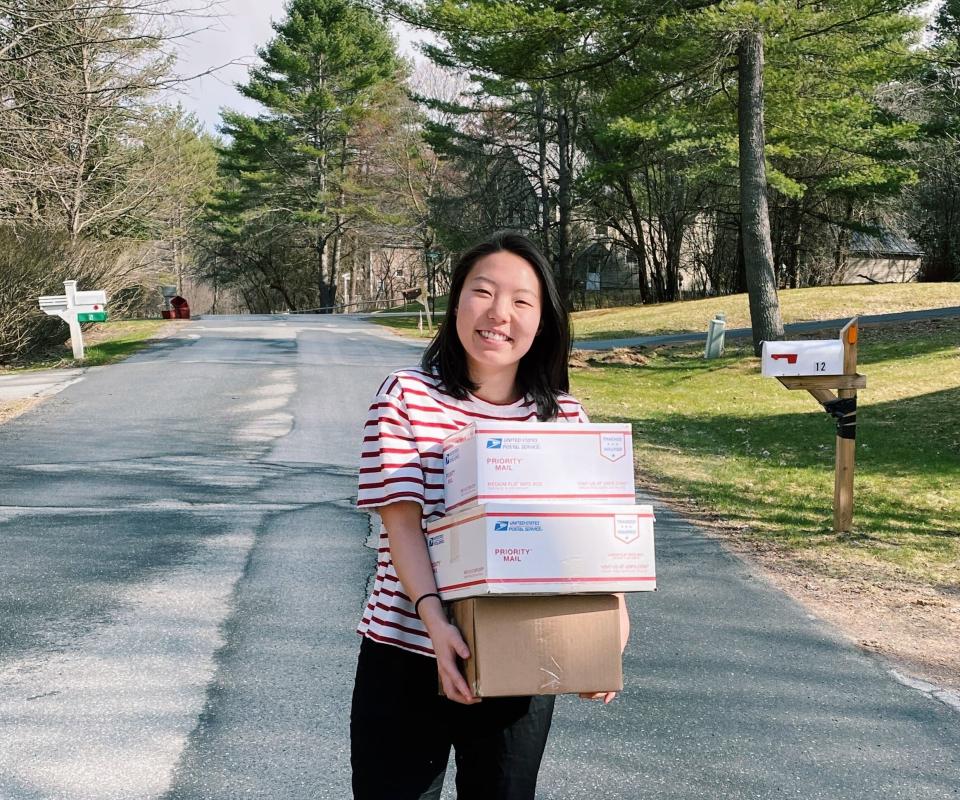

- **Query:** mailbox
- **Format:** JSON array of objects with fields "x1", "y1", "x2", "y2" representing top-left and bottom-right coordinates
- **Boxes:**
[
  {"x1": 39, "y1": 295, "x2": 69, "y2": 316},
  {"x1": 75, "y1": 290, "x2": 107, "y2": 307},
  {"x1": 761, "y1": 339, "x2": 845, "y2": 377},
  {"x1": 36, "y1": 280, "x2": 108, "y2": 360},
  {"x1": 73, "y1": 289, "x2": 108, "y2": 321}
]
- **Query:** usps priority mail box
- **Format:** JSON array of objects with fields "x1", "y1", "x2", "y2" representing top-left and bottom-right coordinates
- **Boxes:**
[
  {"x1": 442, "y1": 421, "x2": 635, "y2": 513},
  {"x1": 426, "y1": 502, "x2": 656, "y2": 601},
  {"x1": 761, "y1": 339, "x2": 845, "y2": 377}
]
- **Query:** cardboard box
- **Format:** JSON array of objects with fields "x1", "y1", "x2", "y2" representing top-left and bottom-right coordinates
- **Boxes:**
[
  {"x1": 761, "y1": 339, "x2": 845, "y2": 377},
  {"x1": 442, "y1": 421, "x2": 635, "y2": 513},
  {"x1": 426, "y1": 502, "x2": 656, "y2": 601},
  {"x1": 451, "y1": 595, "x2": 623, "y2": 697}
]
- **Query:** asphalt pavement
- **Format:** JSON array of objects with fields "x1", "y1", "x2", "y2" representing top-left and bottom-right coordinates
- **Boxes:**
[{"x1": 0, "y1": 315, "x2": 957, "y2": 799}]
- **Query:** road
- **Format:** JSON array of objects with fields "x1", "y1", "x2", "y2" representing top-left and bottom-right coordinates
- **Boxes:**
[{"x1": 0, "y1": 315, "x2": 957, "y2": 799}]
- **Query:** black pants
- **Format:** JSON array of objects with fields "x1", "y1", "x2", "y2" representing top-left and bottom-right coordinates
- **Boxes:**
[{"x1": 351, "y1": 637, "x2": 555, "y2": 800}]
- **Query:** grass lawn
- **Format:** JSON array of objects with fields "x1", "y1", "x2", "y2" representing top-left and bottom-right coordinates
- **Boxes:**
[
  {"x1": 370, "y1": 283, "x2": 960, "y2": 342},
  {"x1": 572, "y1": 318, "x2": 960, "y2": 589},
  {"x1": 572, "y1": 282, "x2": 960, "y2": 341},
  {"x1": 0, "y1": 319, "x2": 174, "y2": 372}
]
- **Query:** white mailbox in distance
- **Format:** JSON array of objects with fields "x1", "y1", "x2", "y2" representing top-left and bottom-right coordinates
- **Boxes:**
[
  {"x1": 761, "y1": 339, "x2": 845, "y2": 377},
  {"x1": 74, "y1": 290, "x2": 107, "y2": 308}
]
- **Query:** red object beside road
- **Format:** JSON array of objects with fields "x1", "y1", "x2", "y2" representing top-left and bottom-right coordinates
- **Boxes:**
[{"x1": 170, "y1": 296, "x2": 190, "y2": 319}]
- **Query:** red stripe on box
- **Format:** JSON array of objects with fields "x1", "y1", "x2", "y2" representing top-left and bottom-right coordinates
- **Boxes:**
[
  {"x1": 427, "y1": 511, "x2": 487, "y2": 533},
  {"x1": 438, "y1": 575, "x2": 656, "y2": 592},
  {"x1": 471, "y1": 428, "x2": 627, "y2": 435},
  {"x1": 480, "y1": 509, "x2": 652, "y2": 518},
  {"x1": 476, "y1": 493, "x2": 637, "y2": 503},
  {"x1": 444, "y1": 495, "x2": 479, "y2": 513},
  {"x1": 444, "y1": 496, "x2": 643, "y2": 514}
]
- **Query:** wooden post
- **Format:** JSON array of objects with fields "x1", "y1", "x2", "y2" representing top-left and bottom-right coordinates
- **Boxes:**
[
  {"x1": 773, "y1": 317, "x2": 864, "y2": 533},
  {"x1": 833, "y1": 318, "x2": 859, "y2": 532}
]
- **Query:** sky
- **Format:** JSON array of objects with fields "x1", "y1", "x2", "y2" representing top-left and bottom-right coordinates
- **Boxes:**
[
  {"x1": 172, "y1": 1, "x2": 944, "y2": 136},
  {"x1": 170, "y1": 1, "x2": 423, "y2": 134}
]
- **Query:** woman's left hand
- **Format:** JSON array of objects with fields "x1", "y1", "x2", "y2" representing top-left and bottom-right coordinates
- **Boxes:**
[
  {"x1": 579, "y1": 691, "x2": 617, "y2": 704},
  {"x1": 579, "y1": 595, "x2": 629, "y2": 704}
]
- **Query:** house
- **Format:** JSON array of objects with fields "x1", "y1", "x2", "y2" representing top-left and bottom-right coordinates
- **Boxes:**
[{"x1": 842, "y1": 230, "x2": 922, "y2": 284}]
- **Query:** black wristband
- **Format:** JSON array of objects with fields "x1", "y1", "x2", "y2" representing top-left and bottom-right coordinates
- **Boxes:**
[{"x1": 414, "y1": 592, "x2": 442, "y2": 618}]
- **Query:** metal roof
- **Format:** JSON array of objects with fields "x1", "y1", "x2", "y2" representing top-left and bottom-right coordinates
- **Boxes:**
[{"x1": 849, "y1": 229, "x2": 922, "y2": 257}]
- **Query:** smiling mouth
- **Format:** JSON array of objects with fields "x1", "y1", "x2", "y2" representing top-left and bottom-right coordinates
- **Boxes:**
[{"x1": 478, "y1": 330, "x2": 512, "y2": 343}]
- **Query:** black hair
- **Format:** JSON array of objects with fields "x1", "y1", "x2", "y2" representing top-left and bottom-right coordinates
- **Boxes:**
[{"x1": 421, "y1": 230, "x2": 572, "y2": 421}]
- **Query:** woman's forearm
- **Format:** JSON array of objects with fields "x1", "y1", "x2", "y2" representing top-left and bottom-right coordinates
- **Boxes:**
[
  {"x1": 378, "y1": 501, "x2": 478, "y2": 703},
  {"x1": 378, "y1": 501, "x2": 446, "y2": 629}
]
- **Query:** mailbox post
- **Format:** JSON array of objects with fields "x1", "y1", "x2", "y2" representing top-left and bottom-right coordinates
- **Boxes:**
[
  {"x1": 64, "y1": 281, "x2": 83, "y2": 360},
  {"x1": 37, "y1": 280, "x2": 108, "y2": 360},
  {"x1": 761, "y1": 318, "x2": 865, "y2": 532}
]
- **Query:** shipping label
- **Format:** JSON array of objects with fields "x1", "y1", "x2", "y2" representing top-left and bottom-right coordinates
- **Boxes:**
[
  {"x1": 600, "y1": 433, "x2": 627, "y2": 462},
  {"x1": 614, "y1": 515, "x2": 640, "y2": 544}
]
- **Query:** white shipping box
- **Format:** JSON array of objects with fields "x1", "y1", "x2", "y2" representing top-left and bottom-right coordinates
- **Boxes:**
[
  {"x1": 761, "y1": 339, "x2": 845, "y2": 377},
  {"x1": 443, "y1": 421, "x2": 635, "y2": 513},
  {"x1": 426, "y1": 502, "x2": 656, "y2": 601}
]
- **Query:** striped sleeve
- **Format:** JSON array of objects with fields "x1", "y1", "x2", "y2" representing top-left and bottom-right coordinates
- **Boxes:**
[
  {"x1": 558, "y1": 394, "x2": 590, "y2": 423},
  {"x1": 357, "y1": 378, "x2": 426, "y2": 510}
]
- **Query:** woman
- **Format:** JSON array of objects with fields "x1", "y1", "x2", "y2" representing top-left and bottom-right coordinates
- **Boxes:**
[{"x1": 351, "y1": 231, "x2": 629, "y2": 799}]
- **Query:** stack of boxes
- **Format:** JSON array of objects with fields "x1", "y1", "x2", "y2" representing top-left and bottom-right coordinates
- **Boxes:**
[{"x1": 426, "y1": 421, "x2": 656, "y2": 697}]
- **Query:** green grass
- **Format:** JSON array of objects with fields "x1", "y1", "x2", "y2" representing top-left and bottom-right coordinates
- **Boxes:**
[
  {"x1": 572, "y1": 283, "x2": 960, "y2": 341},
  {"x1": 572, "y1": 319, "x2": 960, "y2": 589},
  {"x1": 377, "y1": 295, "x2": 449, "y2": 314},
  {"x1": 372, "y1": 283, "x2": 960, "y2": 343},
  {"x1": 80, "y1": 320, "x2": 171, "y2": 366},
  {"x1": 0, "y1": 319, "x2": 172, "y2": 372}
]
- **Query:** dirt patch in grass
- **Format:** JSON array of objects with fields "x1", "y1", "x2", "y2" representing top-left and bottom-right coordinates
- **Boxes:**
[
  {"x1": 570, "y1": 347, "x2": 650, "y2": 368},
  {"x1": 642, "y1": 477, "x2": 960, "y2": 693}
]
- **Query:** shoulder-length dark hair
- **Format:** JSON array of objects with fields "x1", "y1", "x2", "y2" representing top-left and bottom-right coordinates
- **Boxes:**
[{"x1": 421, "y1": 231, "x2": 572, "y2": 421}]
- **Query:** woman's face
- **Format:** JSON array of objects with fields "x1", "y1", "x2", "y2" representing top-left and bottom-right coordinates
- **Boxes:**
[{"x1": 454, "y1": 251, "x2": 543, "y2": 383}]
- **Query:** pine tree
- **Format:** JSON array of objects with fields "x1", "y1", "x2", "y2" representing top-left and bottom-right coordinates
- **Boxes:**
[{"x1": 215, "y1": 0, "x2": 401, "y2": 309}]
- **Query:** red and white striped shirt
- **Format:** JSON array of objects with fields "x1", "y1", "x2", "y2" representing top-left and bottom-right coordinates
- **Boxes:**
[{"x1": 356, "y1": 367, "x2": 588, "y2": 656}]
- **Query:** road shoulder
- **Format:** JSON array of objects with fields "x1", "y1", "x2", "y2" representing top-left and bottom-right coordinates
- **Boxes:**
[{"x1": 638, "y1": 474, "x2": 960, "y2": 703}]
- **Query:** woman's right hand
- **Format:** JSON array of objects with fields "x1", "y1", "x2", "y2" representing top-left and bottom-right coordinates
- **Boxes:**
[{"x1": 423, "y1": 612, "x2": 481, "y2": 705}]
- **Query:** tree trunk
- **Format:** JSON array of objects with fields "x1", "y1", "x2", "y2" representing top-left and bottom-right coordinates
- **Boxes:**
[
  {"x1": 316, "y1": 233, "x2": 327, "y2": 310},
  {"x1": 620, "y1": 178, "x2": 651, "y2": 303},
  {"x1": 833, "y1": 199, "x2": 854, "y2": 282},
  {"x1": 734, "y1": 218, "x2": 748, "y2": 294},
  {"x1": 737, "y1": 30, "x2": 784, "y2": 355},
  {"x1": 785, "y1": 201, "x2": 804, "y2": 289},
  {"x1": 665, "y1": 215, "x2": 683, "y2": 301},
  {"x1": 535, "y1": 89, "x2": 552, "y2": 261},
  {"x1": 556, "y1": 104, "x2": 574, "y2": 306},
  {"x1": 330, "y1": 226, "x2": 341, "y2": 308}
]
